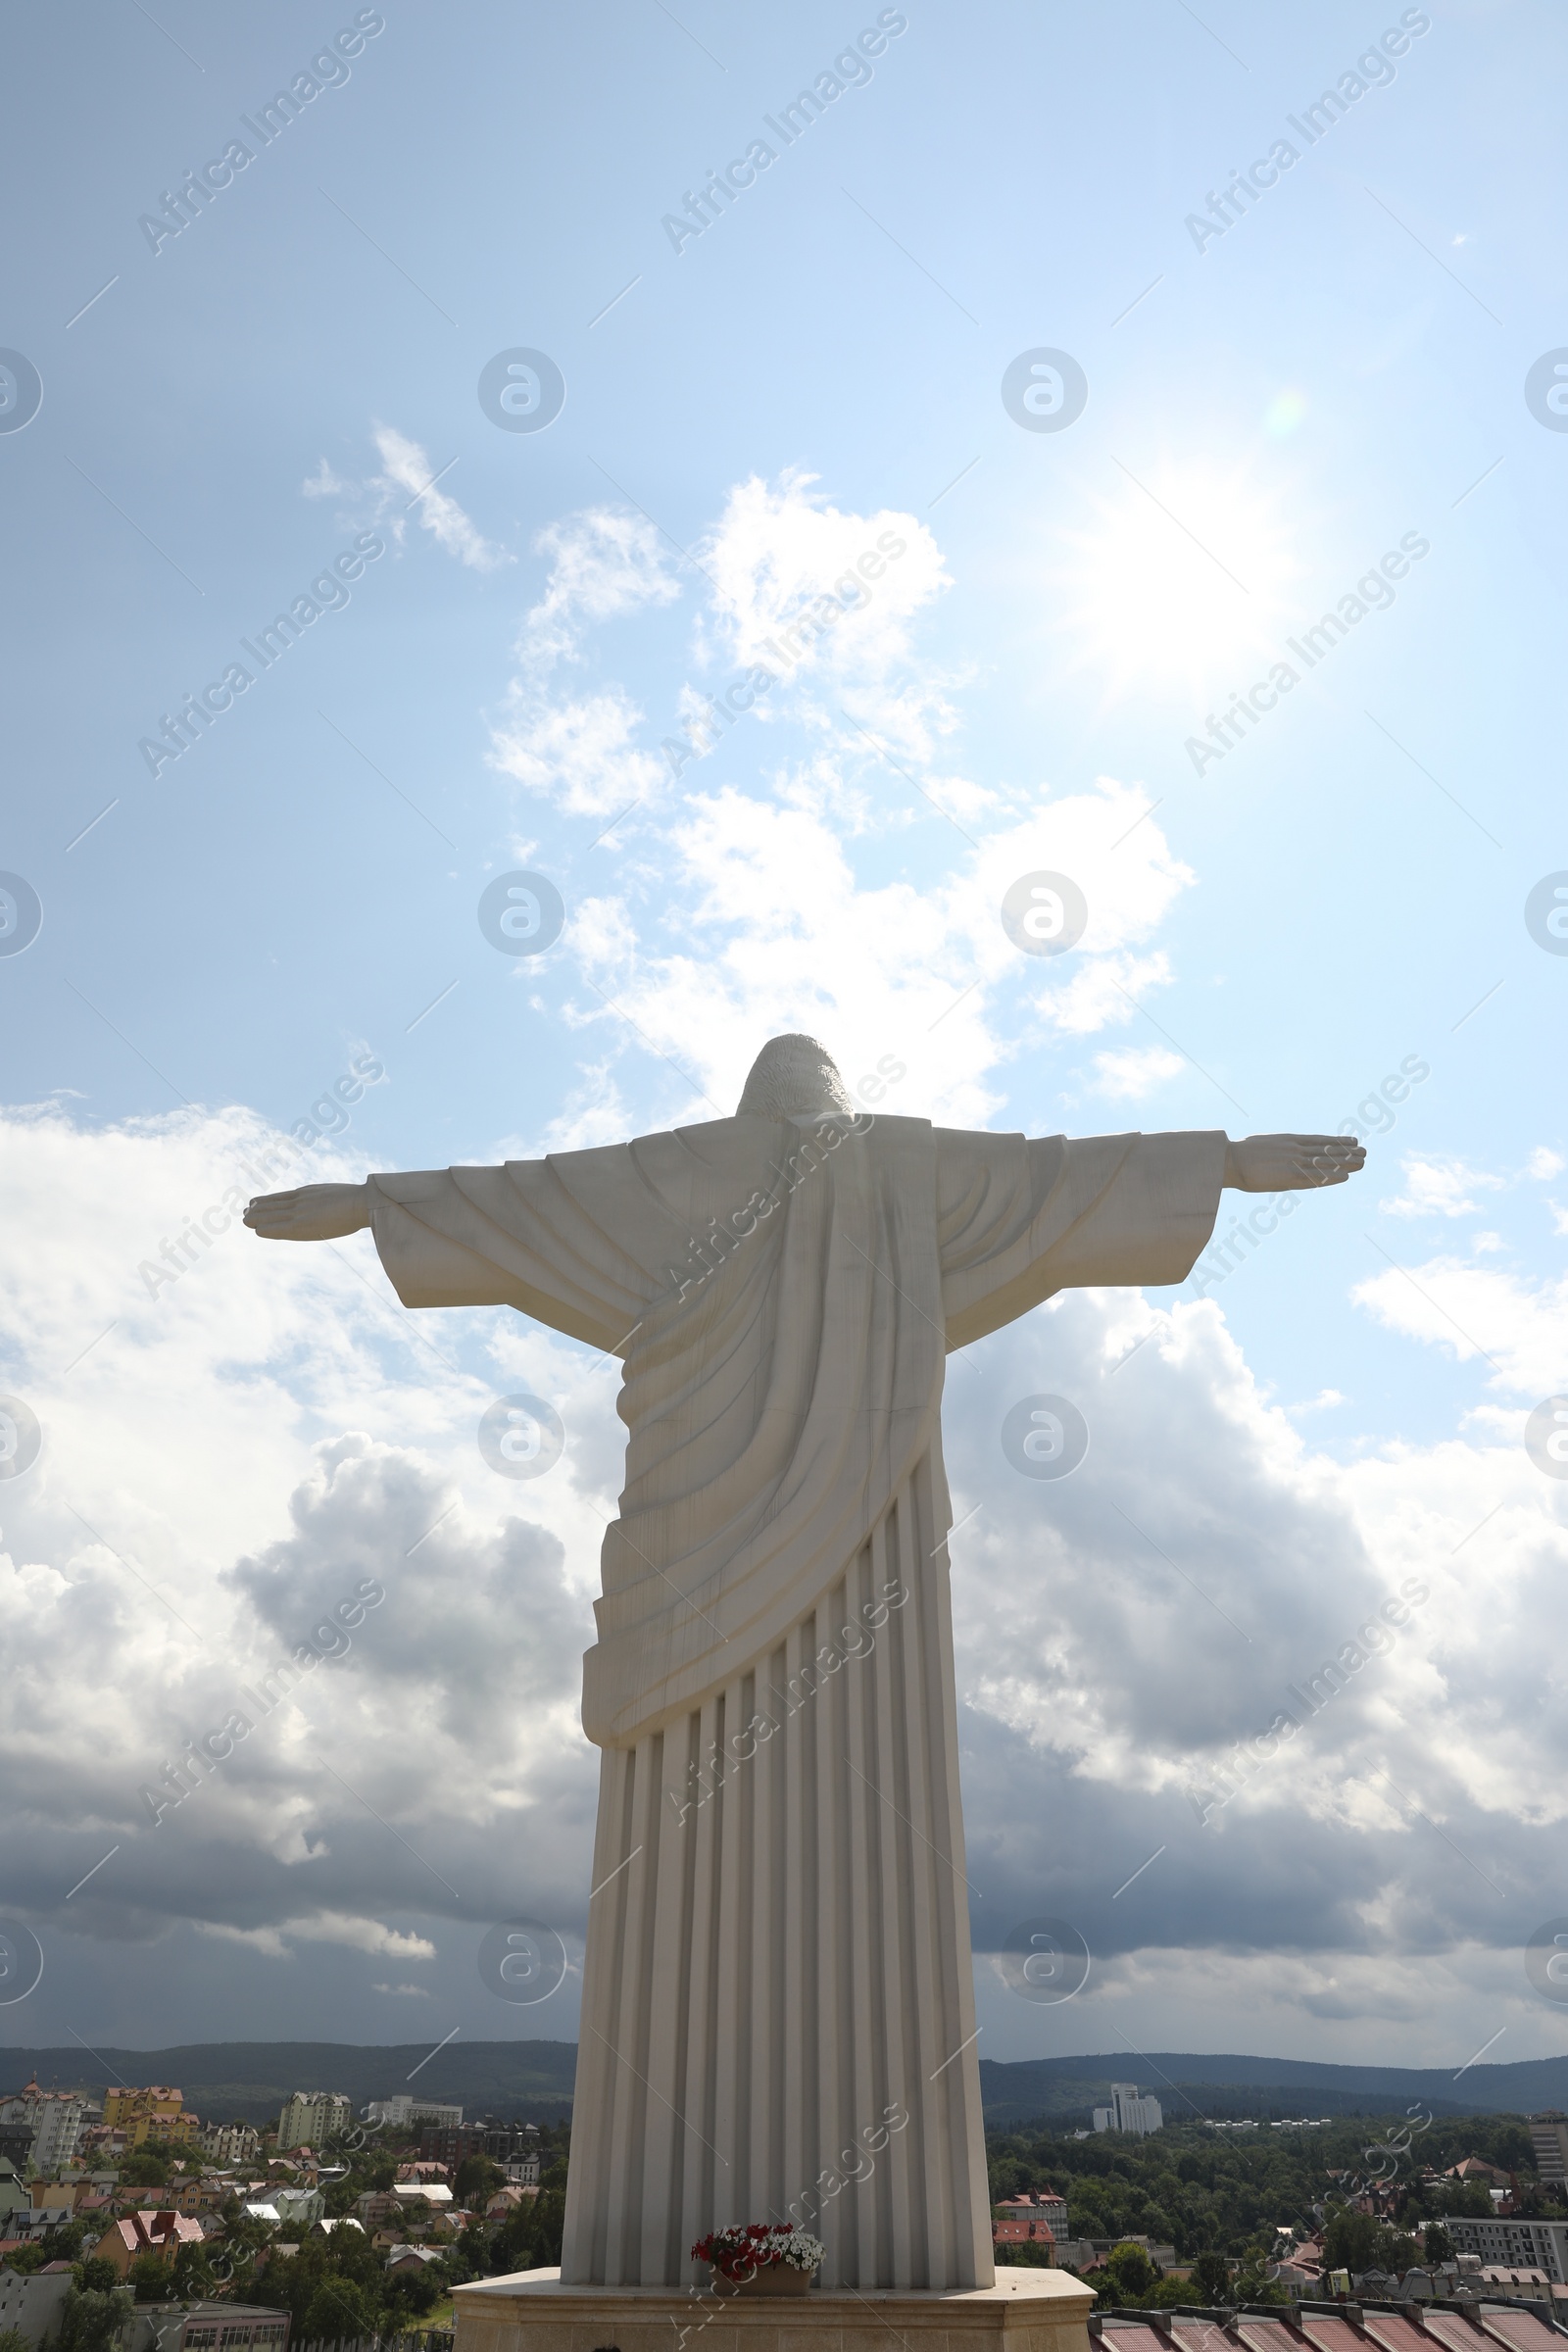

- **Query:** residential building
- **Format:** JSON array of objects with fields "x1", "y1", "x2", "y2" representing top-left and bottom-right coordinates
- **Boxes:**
[
  {"x1": 0, "y1": 2163, "x2": 29, "y2": 2223},
  {"x1": 198, "y1": 2123, "x2": 261, "y2": 2166},
  {"x1": 1447, "y1": 2155, "x2": 1518, "y2": 2192},
  {"x1": 101, "y1": 2087, "x2": 196, "y2": 2149},
  {"x1": 150, "y1": 2302, "x2": 289, "y2": 2352},
  {"x1": 1443, "y1": 2217, "x2": 1568, "y2": 2281},
  {"x1": 1049, "y1": 2238, "x2": 1099, "y2": 2274},
  {"x1": 365, "y1": 2095, "x2": 463, "y2": 2131},
  {"x1": 1531, "y1": 2113, "x2": 1568, "y2": 2186},
  {"x1": 356, "y1": 2190, "x2": 404, "y2": 2227},
  {"x1": 385, "y1": 2245, "x2": 439, "y2": 2275},
  {"x1": 0, "y1": 2081, "x2": 98, "y2": 2172},
  {"x1": 506, "y1": 2153, "x2": 541, "y2": 2185},
  {"x1": 1477, "y1": 2267, "x2": 1553, "y2": 2301},
  {"x1": 486, "y1": 2186, "x2": 538, "y2": 2217},
  {"x1": 28, "y1": 2180, "x2": 92, "y2": 2213},
  {"x1": 998, "y1": 2190, "x2": 1067, "y2": 2235},
  {"x1": 276, "y1": 2092, "x2": 351, "y2": 2151},
  {"x1": 393, "y1": 2180, "x2": 453, "y2": 2210},
  {"x1": 1086, "y1": 2234, "x2": 1176, "y2": 2268},
  {"x1": 994, "y1": 2217, "x2": 1054, "y2": 2262},
  {"x1": 0, "y1": 2260, "x2": 74, "y2": 2348},
  {"x1": 1092, "y1": 2084, "x2": 1164, "y2": 2135},
  {"x1": 93, "y1": 2210, "x2": 207, "y2": 2277},
  {"x1": 418, "y1": 2116, "x2": 537, "y2": 2167},
  {"x1": 270, "y1": 2186, "x2": 324, "y2": 2228}
]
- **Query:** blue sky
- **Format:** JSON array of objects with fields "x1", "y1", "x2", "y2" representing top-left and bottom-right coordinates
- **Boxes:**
[{"x1": 3, "y1": 0, "x2": 1567, "y2": 2081}]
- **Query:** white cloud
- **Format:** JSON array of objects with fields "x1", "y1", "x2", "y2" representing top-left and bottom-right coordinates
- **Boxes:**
[
  {"x1": 302, "y1": 458, "x2": 348, "y2": 500},
  {"x1": 695, "y1": 469, "x2": 954, "y2": 756},
  {"x1": 6, "y1": 1089, "x2": 1568, "y2": 2056},
  {"x1": 492, "y1": 685, "x2": 664, "y2": 818},
  {"x1": 0, "y1": 1102, "x2": 611, "y2": 1988},
  {"x1": 281, "y1": 1912, "x2": 437, "y2": 1960},
  {"x1": 1527, "y1": 1148, "x2": 1564, "y2": 1179},
  {"x1": 1381, "y1": 1153, "x2": 1505, "y2": 1218},
  {"x1": 1091, "y1": 1046, "x2": 1186, "y2": 1100},
  {"x1": 370, "y1": 424, "x2": 511, "y2": 572},
  {"x1": 372, "y1": 1981, "x2": 431, "y2": 1996},
  {"x1": 517, "y1": 508, "x2": 680, "y2": 676},
  {"x1": 490, "y1": 510, "x2": 681, "y2": 813},
  {"x1": 298, "y1": 427, "x2": 509, "y2": 569},
  {"x1": 567, "y1": 777, "x2": 1196, "y2": 1131},
  {"x1": 195, "y1": 1914, "x2": 436, "y2": 1962},
  {"x1": 1353, "y1": 1253, "x2": 1568, "y2": 1394}
]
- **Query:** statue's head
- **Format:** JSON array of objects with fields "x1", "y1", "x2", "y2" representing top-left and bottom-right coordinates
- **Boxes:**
[{"x1": 737, "y1": 1033, "x2": 855, "y2": 1119}]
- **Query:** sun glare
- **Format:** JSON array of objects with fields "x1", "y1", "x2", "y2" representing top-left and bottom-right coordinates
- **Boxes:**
[{"x1": 1053, "y1": 461, "x2": 1303, "y2": 707}]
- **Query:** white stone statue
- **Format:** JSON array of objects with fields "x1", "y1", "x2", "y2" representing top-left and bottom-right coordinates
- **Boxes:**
[{"x1": 245, "y1": 1034, "x2": 1362, "y2": 2292}]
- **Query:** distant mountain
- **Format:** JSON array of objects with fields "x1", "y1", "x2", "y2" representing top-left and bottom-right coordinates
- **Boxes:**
[
  {"x1": 976, "y1": 2049, "x2": 1568, "y2": 2129},
  {"x1": 3, "y1": 2040, "x2": 1565, "y2": 2131},
  {"x1": 0, "y1": 2039, "x2": 578, "y2": 2126}
]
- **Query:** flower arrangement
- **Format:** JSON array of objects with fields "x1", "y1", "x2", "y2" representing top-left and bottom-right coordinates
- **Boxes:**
[{"x1": 691, "y1": 2223, "x2": 825, "y2": 2282}]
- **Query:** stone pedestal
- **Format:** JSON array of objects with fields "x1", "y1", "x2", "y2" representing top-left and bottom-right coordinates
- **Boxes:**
[{"x1": 453, "y1": 2265, "x2": 1095, "y2": 2352}]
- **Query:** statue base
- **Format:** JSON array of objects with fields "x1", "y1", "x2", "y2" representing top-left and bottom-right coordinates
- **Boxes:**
[{"x1": 453, "y1": 2266, "x2": 1094, "y2": 2352}]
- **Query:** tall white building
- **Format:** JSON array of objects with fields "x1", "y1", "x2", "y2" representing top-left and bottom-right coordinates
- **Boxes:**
[
  {"x1": 1530, "y1": 2113, "x2": 1568, "y2": 2186},
  {"x1": 1093, "y1": 2083, "x2": 1164, "y2": 2135},
  {"x1": 276, "y1": 2091, "x2": 352, "y2": 2151},
  {"x1": 1444, "y1": 2219, "x2": 1568, "y2": 2282},
  {"x1": 0, "y1": 2083, "x2": 95, "y2": 2174}
]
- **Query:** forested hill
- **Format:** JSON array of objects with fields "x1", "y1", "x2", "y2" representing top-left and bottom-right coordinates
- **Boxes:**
[
  {"x1": 976, "y1": 2048, "x2": 1568, "y2": 2126},
  {"x1": 4, "y1": 2040, "x2": 1567, "y2": 2127}
]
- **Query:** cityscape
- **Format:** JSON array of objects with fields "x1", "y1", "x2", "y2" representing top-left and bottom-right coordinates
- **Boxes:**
[{"x1": 3, "y1": 2065, "x2": 1568, "y2": 2347}]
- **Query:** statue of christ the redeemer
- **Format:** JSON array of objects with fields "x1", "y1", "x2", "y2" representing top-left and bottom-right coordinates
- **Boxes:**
[{"x1": 245, "y1": 1034, "x2": 1362, "y2": 2293}]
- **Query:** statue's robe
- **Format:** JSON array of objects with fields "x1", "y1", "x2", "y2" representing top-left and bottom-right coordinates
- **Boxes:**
[{"x1": 367, "y1": 1111, "x2": 1225, "y2": 2288}]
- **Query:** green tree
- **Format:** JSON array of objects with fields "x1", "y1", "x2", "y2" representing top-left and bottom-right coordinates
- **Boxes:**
[
  {"x1": 127, "y1": 2252, "x2": 177, "y2": 2304},
  {"x1": 1098, "y1": 2242, "x2": 1159, "y2": 2306},
  {"x1": 454, "y1": 2155, "x2": 506, "y2": 2207},
  {"x1": 1425, "y1": 2222, "x2": 1453, "y2": 2264},
  {"x1": 384, "y1": 2267, "x2": 442, "y2": 2319},
  {"x1": 55, "y1": 2282, "x2": 135, "y2": 2352},
  {"x1": 993, "y1": 2238, "x2": 1054, "y2": 2268},
  {"x1": 0, "y1": 2327, "x2": 31, "y2": 2352},
  {"x1": 300, "y1": 2278, "x2": 379, "y2": 2343},
  {"x1": 72, "y1": 2259, "x2": 122, "y2": 2295},
  {"x1": 1191, "y1": 2250, "x2": 1232, "y2": 2305},
  {"x1": 118, "y1": 2151, "x2": 169, "y2": 2188}
]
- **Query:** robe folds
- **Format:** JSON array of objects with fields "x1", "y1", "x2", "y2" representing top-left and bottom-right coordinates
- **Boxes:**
[{"x1": 367, "y1": 1111, "x2": 1225, "y2": 2289}]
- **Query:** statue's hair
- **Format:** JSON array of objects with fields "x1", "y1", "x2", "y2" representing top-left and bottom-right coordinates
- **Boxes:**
[{"x1": 736, "y1": 1033, "x2": 855, "y2": 1119}]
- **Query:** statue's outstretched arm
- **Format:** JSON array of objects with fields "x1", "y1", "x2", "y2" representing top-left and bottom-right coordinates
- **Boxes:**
[
  {"x1": 1222, "y1": 1134, "x2": 1365, "y2": 1192},
  {"x1": 243, "y1": 1181, "x2": 370, "y2": 1240}
]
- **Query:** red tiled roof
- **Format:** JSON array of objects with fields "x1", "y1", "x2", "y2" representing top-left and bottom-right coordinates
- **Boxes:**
[
  {"x1": 1477, "y1": 2312, "x2": 1568, "y2": 2352},
  {"x1": 1169, "y1": 2323, "x2": 1233, "y2": 2352},
  {"x1": 1421, "y1": 2314, "x2": 1491, "y2": 2352},
  {"x1": 1361, "y1": 2311, "x2": 1432, "y2": 2352},
  {"x1": 1300, "y1": 2316, "x2": 1365, "y2": 2352}
]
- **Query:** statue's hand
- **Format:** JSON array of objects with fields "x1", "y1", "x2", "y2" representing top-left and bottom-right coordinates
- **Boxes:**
[
  {"x1": 243, "y1": 1181, "x2": 371, "y2": 1240},
  {"x1": 1223, "y1": 1135, "x2": 1365, "y2": 1192}
]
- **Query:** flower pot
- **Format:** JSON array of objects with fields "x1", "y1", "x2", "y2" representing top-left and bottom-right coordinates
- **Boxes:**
[{"x1": 709, "y1": 2262, "x2": 814, "y2": 2297}]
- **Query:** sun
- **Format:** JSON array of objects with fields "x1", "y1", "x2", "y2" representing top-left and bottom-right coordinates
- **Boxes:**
[{"x1": 1051, "y1": 458, "x2": 1304, "y2": 707}]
